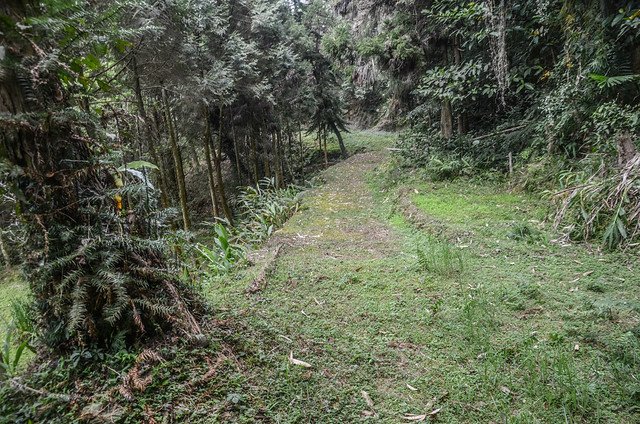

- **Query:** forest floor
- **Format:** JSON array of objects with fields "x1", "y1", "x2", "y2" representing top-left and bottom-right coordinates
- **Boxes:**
[
  {"x1": 194, "y1": 131, "x2": 639, "y2": 423},
  {"x1": 3, "y1": 132, "x2": 640, "y2": 423}
]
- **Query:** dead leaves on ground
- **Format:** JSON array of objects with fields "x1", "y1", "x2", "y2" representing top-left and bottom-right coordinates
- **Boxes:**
[
  {"x1": 402, "y1": 408, "x2": 441, "y2": 421},
  {"x1": 402, "y1": 392, "x2": 447, "y2": 421},
  {"x1": 288, "y1": 351, "x2": 312, "y2": 368},
  {"x1": 361, "y1": 390, "x2": 376, "y2": 417},
  {"x1": 118, "y1": 349, "x2": 163, "y2": 401}
]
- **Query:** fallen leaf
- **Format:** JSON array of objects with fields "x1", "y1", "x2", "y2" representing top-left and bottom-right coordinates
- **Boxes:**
[
  {"x1": 362, "y1": 410, "x2": 375, "y2": 417},
  {"x1": 574, "y1": 343, "x2": 580, "y2": 351},
  {"x1": 406, "y1": 383, "x2": 418, "y2": 391},
  {"x1": 361, "y1": 390, "x2": 375, "y2": 410},
  {"x1": 429, "y1": 408, "x2": 441, "y2": 416},
  {"x1": 403, "y1": 414, "x2": 426, "y2": 421},
  {"x1": 288, "y1": 352, "x2": 312, "y2": 368},
  {"x1": 402, "y1": 408, "x2": 440, "y2": 421},
  {"x1": 500, "y1": 386, "x2": 514, "y2": 396}
]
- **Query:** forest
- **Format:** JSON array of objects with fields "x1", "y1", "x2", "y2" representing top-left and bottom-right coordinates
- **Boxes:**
[{"x1": 0, "y1": 0, "x2": 639, "y2": 422}]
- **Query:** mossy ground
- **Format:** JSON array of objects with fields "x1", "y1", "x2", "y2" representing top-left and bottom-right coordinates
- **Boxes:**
[{"x1": 2, "y1": 131, "x2": 639, "y2": 423}]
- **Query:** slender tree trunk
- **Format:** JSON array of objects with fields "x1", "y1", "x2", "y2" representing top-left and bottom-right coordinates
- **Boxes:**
[
  {"x1": 285, "y1": 128, "x2": 295, "y2": 181},
  {"x1": 329, "y1": 121, "x2": 347, "y2": 158},
  {"x1": 203, "y1": 108, "x2": 221, "y2": 217},
  {"x1": 299, "y1": 125, "x2": 305, "y2": 179},
  {"x1": 323, "y1": 128, "x2": 329, "y2": 167},
  {"x1": 0, "y1": 230, "x2": 10, "y2": 268},
  {"x1": 263, "y1": 130, "x2": 272, "y2": 179},
  {"x1": 231, "y1": 125, "x2": 242, "y2": 183},
  {"x1": 452, "y1": 36, "x2": 466, "y2": 136},
  {"x1": 250, "y1": 134, "x2": 259, "y2": 184},
  {"x1": 275, "y1": 130, "x2": 285, "y2": 188},
  {"x1": 162, "y1": 87, "x2": 191, "y2": 230},
  {"x1": 132, "y1": 57, "x2": 170, "y2": 208},
  {"x1": 213, "y1": 106, "x2": 233, "y2": 224},
  {"x1": 441, "y1": 41, "x2": 454, "y2": 139},
  {"x1": 441, "y1": 99, "x2": 453, "y2": 139}
]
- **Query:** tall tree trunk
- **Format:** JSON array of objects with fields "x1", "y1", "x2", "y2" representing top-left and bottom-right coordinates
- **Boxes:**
[
  {"x1": 132, "y1": 56, "x2": 170, "y2": 208},
  {"x1": 151, "y1": 105, "x2": 178, "y2": 206},
  {"x1": 299, "y1": 125, "x2": 305, "y2": 179},
  {"x1": 452, "y1": 36, "x2": 466, "y2": 136},
  {"x1": 203, "y1": 108, "x2": 221, "y2": 217},
  {"x1": 161, "y1": 87, "x2": 191, "y2": 230},
  {"x1": 441, "y1": 99, "x2": 454, "y2": 139},
  {"x1": 440, "y1": 40, "x2": 454, "y2": 139},
  {"x1": 231, "y1": 125, "x2": 243, "y2": 183},
  {"x1": 213, "y1": 106, "x2": 233, "y2": 224},
  {"x1": 263, "y1": 131, "x2": 272, "y2": 179},
  {"x1": 323, "y1": 128, "x2": 329, "y2": 167},
  {"x1": 274, "y1": 130, "x2": 285, "y2": 188},
  {"x1": 250, "y1": 134, "x2": 259, "y2": 185}
]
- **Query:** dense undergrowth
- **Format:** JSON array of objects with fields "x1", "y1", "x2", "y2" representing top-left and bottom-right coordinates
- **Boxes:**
[
  {"x1": 0, "y1": 135, "x2": 334, "y2": 422},
  {"x1": 174, "y1": 178, "x2": 305, "y2": 282},
  {"x1": 326, "y1": 1, "x2": 640, "y2": 249}
]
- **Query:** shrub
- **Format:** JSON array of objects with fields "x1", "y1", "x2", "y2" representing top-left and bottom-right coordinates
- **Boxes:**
[
  {"x1": 508, "y1": 222, "x2": 546, "y2": 243},
  {"x1": 195, "y1": 223, "x2": 245, "y2": 276}
]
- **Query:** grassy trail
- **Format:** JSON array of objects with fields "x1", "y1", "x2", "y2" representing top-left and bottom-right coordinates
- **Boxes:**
[
  {"x1": 204, "y1": 132, "x2": 639, "y2": 423},
  {"x1": 1, "y1": 132, "x2": 638, "y2": 423}
]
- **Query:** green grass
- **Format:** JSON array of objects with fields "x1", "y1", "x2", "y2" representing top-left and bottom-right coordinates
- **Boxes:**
[
  {"x1": 194, "y1": 134, "x2": 639, "y2": 421},
  {"x1": 305, "y1": 129, "x2": 396, "y2": 157},
  {"x1": 3, "y1": 131, "x2": 639, "y2": 422},
  {"x1": 0, "y1": 268, "x2": 28, "y2": 333},
  {"x1": 201, "y1": 139, "x2": 639, "y2": 422}
]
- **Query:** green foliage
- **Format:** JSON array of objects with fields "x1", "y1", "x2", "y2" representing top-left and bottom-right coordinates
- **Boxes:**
[
  {"x1": 375, "y1": 0, "x2": 640, "y2": 248},
  {"x1": 235, "y1": 178, "x2": 303, "y2": 246},
  {"x1": 423, "y1": 153, "x2": 474, "y2": 181},
  {"x1": 589, "y1": 73, "x2": 640, "y2": 88},
  {"x1": 0, "y1": 328, "x2": 33, "y2": 378},
  {"x1": 196, "y1": 223, "x2": 245, "y2": 276},
  {"x1": 0, "y1": 300, "x2": 37, "y2": 378},
  {"x1": 553, "y1": 154, "x2": 640, "y2": 249}
]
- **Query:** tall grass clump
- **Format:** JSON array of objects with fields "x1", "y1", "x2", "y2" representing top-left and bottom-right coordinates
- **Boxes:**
[
  {"x1": 553, "y1": 154, "x2": 640, "y2": 249},
  {"x1": 416, "y1": 237, "x2": 465, "y2": 276},
  {"x1": 1, "y1": 300, "x2": 37, "y2": 378}
]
